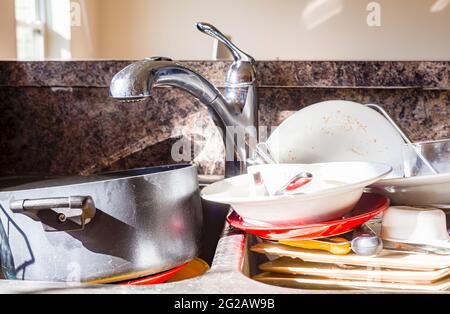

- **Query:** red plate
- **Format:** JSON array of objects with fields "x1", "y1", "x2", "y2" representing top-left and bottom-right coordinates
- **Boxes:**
[
  {"x1": 227, "y1": 193, "x2": 390, "y2": 240},
  {"x1": 119, "y1": 263, "x2": 188, "y2": 286}
]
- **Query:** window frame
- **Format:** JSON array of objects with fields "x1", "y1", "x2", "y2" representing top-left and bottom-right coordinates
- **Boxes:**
[{"x1": 15, "y1": 0, "x2": 47, "y2": 60}]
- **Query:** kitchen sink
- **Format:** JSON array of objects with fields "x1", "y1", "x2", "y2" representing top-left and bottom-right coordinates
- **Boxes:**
[
  {"x1": 0, "y1": 183, "x2": 428, "y2": 293},
  {"x1": 0, "y1": 199, "x2": 383, "y2": 294},
  {"x1": 0, "y1": 184, "x2": 294, "y2": 293},
  {"x1": 0, "y1": 206, "x2": 289, "y2": 293},
  {"x1": 0, "y1": 228, "x2": 431, "y2": 293},
  {"x1": 0, "y1": 225, "x2": 401, "y2": 294}
]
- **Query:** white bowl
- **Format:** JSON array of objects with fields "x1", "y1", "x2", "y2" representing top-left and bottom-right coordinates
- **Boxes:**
[
  {"x1": 201, "y1": 162, "x2": 391, "y2": 226},
  {"x1": 381, "y1": 206, "x2": 450, "y2": 247}
]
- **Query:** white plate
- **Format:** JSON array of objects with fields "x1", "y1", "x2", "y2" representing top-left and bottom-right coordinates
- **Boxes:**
[
  {"x1": 201, "y1": 162, "x2": 391, "y2": 226},
  {"x1": 265, "y1": 100, "x2": 405, "y2": 178},
  {"x1": 370, "y1": 139, "x2": 450, "y2": 205},
  {"x1": 370, "y1": 173, "x2": 450, "y2": 206}
]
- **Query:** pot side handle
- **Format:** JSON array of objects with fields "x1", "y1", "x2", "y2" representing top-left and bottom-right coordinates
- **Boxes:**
[{"x1": 10, "y1": 196, "x2": 96, "y2": 232}]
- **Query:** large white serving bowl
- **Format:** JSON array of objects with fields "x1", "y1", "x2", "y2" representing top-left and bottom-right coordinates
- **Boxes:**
[
  {"x1": 201, "y1": 162, "x2": 392, "y2": 226},
  {"x1": 265, "y1": 100, "x2": 405, "y2": 178}
]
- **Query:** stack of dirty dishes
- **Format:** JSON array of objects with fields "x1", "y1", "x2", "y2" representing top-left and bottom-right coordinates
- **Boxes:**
[
  {"x1": 202, "y1": 101, "x2": 450, "y2": 291},
  {"x1": 250, "y1": 205, "x2": 450, "y2": 291}
]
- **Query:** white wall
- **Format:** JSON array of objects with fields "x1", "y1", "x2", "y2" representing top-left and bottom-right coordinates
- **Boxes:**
[
  {"x1": 45, "y1": 0, "x2": 72, "y2": 59},
  {"x1": 71, "y1": 0, "x2": 100, "y2": 59},
  {"x1": 1, "y1": 0, "x2": 450, "y2": 60},
  {"x1": 91, "y1": 0, "x2": 450, "y2": 61},
  {"x1": 0, "y1": 0, "x2": 17, "y2": 60}
]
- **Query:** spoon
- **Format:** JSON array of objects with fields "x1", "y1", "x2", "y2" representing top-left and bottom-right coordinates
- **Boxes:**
[
  {"x1": 350, "y1": 224, "x2": 383, "y2": 256},
  {"x1": 274, "y1": 172, "x2": 313, "y2": 196}
]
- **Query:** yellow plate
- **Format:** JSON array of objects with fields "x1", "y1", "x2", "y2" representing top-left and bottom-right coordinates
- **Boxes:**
[
  {"x1": 166, "y1": 258, "x2": 210, "y2": 283},
  {"x1": 279, "y1": 238, "x2": 351, "y2": 256}
]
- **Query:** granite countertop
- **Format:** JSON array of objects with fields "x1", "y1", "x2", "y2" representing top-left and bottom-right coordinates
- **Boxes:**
[
  {"x1": 1, "y1": 60, "x2": 450, "y2": 89},
  {"x1": 1, "y1": 60, "x2": 450, "y2": 177}
]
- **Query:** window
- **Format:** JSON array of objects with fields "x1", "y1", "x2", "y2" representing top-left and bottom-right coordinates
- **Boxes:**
[
  {"x1": 15, "y1": 0, "x2": 45, "y2": 60},
  {"x1": 15, "y1": 0, "x2": 71, "y2": 60}
]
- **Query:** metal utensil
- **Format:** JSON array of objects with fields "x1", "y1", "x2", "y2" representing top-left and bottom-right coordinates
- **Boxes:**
[
  {"x1": 251, "y1": 170, "x2": 313, "y2": 197},
  {"x1": 349, "y1": 224, "x2": 383, "y2": 256},
  {"x1": 250, "y1": 142, "x2": 277, "y2": 165},
  {"x1": 274, "y1": 172, "x2": 313, "y2": 196},
  {"x1": 383, "y1": 239, "x2": 450, "y2": 255},
  {"x1": 366, "y1": 104, "x2": 439, "y2": 175}
]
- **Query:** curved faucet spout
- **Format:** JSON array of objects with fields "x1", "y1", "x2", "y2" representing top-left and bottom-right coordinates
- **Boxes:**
[
  {"x1": 110, "y1": 59, "x2": 237, "y2": 129},
  {"x1": 110, "y1": 22, "x2": 258, "y2": 177},
  {"x1": 111, "y1": 60, "x2": 213, "y2": 103},
  {"x1": 110, "y1": 58, "x2": 258, "y2": 177}
]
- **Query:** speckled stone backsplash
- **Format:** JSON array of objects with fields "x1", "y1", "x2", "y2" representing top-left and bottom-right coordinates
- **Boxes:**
[{"x1": 1, "y1": 61, "x2": 449, "y2": 176}]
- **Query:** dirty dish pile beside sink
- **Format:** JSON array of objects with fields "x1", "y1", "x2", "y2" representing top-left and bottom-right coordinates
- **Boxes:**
[
  {"x1": 248, "y1": 204, "x2": 450, "y2": 291},
  {"x1": 242, "y1": 100, "x2": 450, "y2": 291},
  {"x1": 201, "y1": 158, "x2": 398, "y2": 285},
  {"x1": 249, "y1": 204, "x2": 450, "y2": 291},
  {"x1": 250, "y1": 205, "x2": 450, "y2": 291},
  {"x1": 251, "y1": 241, "x2": 450, "y2": 291},
  {"x1": 264, "y1": 100, "x2": 450, "y2": 208}
]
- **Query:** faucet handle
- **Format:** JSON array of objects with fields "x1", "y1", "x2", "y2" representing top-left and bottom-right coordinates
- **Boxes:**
[{"x1": 197, "y1": 22, "x2": 255, "y2": 63}]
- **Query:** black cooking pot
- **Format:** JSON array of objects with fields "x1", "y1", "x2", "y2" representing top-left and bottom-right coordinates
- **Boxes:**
[{"x1": 0, "y1": 164, "x2": 202, "y2": 283}]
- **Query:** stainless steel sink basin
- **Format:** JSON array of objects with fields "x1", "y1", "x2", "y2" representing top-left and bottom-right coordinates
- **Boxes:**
[
  {"x1": 0, "y1": 196, "x2": 369, "y2": 294},
  {"x1": 0, "y1": 217, "x2": 292, "y2": 293},
  {"x1": 0, "y1": 181, "x2": 419, "y2": 293}
]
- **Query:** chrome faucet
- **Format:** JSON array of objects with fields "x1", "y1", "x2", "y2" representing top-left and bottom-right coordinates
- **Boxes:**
[{"x1": 109, "y1": 22, "x2": 258, "y2": 177}]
